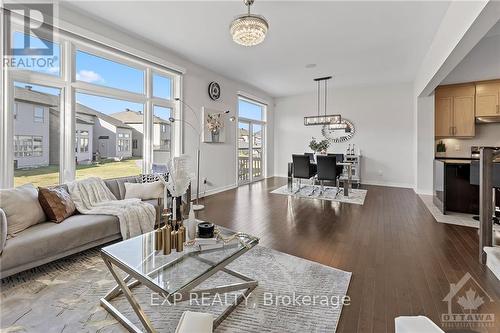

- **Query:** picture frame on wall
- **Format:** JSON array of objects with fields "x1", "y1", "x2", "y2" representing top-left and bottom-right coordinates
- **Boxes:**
[{"x1": 202, "y1": 107, "x2": 226, "y2": 143}]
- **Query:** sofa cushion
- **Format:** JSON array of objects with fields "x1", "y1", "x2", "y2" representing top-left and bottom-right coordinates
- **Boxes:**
[
  {"x1": 0, "y1": 214, "x2": 120, "y2": 272},
  {"x1": 104, "y1": 176, "x2": 139, "y2": 200},
  {"x1": 38, "y1": 186, "x2": 76, "y2": 223},
  {"x1": 0, "y1": 184, "x2": 46, "y2": 237},
  {"x1": 124, "y1": 181, "x2": 163, "y2": 200}
]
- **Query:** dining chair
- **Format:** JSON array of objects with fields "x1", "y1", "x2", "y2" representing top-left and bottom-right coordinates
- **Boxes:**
[
  {"x1": 317, "y1": 155, "x2": 341, "y2": 197},
  {"x1": 304, "y1": 152, "x2": 315, "y2": 163},
  {"x1": 328, "y1": 153, "x2": 345, "y2": 176},
  {"x1": 292, "y1": 154, "x2": 317, "y2": 194}
]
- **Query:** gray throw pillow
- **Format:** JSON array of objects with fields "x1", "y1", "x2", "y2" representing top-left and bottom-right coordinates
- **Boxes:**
[{"x1": 0, "y1": 183, "x2": 46, "y2": 237}]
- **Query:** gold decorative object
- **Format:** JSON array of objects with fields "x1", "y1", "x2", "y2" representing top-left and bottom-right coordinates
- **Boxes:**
[
  {"x1": 179, "y1": 223, "x2": 186, "y2": 243},
  {"x1": 171, "y1": 229, "x2": 178, "y2": 250},
  {"x1": 162, "y1": 225, "x2": 171, "y2": 255},
  {"x1": 177, "y1": 228, "x2": 184, "y2": 252},
  {"x1": 155, "y1": 228, "x2": 163, "y2": 251}
]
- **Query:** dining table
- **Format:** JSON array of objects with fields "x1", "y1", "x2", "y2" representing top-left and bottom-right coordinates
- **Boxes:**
[{"x1": 287, "y1": 160, "x2": 354, "y2": 197}]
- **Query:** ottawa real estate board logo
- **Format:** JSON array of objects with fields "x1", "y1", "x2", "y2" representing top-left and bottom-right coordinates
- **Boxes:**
[
  {"x1": 3, "y1": 3, "x2": 57, "y2": 70},
  {"x1": 441, "y1": 272, "x2": 495, "y2": 330}
]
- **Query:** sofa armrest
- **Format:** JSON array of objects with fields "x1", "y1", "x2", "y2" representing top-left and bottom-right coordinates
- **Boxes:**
[{"x1": 0, "y1": 208, "x2": 7, "y2": 254}]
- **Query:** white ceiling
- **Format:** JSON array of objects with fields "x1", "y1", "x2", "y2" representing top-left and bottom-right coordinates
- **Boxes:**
[{"x1": 64, "y1": 1, "x2": 451, "y2": 97}]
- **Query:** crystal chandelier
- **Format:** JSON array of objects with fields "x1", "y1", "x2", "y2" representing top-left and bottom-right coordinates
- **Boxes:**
[{"x1": 230, "y1": 0, "x2": 269, "y2": 47}]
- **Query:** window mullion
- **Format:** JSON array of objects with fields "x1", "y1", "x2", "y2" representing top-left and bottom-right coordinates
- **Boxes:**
[
  {"x1": 61, "y1": 40, "x2": 75, "y2": 183},
  {"x1": 144, "y1": 68, "x2": 153, "y2": 173}
]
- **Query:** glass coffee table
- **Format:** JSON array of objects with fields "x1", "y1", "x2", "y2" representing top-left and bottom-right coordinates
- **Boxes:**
[{"x1": 100, "y1": 227, "x2": 259, "y2": 333}]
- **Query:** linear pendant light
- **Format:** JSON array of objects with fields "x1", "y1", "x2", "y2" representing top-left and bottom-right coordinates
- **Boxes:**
[{"x1": 304, "y1": 76, "x2": 341, "y2": 126}]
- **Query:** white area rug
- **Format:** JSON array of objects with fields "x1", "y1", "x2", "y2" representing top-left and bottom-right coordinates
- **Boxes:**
[
  {"x1": 1, "y1": 246, "x2": 351, "y2": 333},
  {"x1": 271, "y1": 184, "x2": 367, "y2": 205},
  {"x1": 420, "y1": 194, "x2": 500, "y2": 231}
]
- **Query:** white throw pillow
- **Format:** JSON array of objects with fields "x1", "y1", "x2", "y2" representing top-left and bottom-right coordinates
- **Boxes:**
[
  {"x1": 124, "y1": 181, "x2": 164, "y2": 200},
  {"x1": 0, "y1": 183, "x2": 46, "y2": 237}
]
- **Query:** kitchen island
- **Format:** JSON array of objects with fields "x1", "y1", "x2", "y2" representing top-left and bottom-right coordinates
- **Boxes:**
[{"x1": 433, "y1": 159, "x2": 479, "y2": 214}]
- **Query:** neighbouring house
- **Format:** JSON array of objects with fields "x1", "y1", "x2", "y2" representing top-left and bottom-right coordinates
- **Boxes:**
[
  {"x1": 110, "y1": 109, "x2": 171, "y2": 163},
  {"x1": 13, "y1": 87, "x2": 52, "y2": 169},
  {"x1": 13, "y1": 86, "x2": 134, "y2": 168}
]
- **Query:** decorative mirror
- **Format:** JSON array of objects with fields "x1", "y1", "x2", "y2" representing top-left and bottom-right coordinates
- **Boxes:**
[{"x1": 321, "y1": 119, "x2": 355, "y2": 143}]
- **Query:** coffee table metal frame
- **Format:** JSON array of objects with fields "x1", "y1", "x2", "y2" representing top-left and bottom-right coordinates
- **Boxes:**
[{"x1": 100, "y1": 239, "x2": 258, "y2": 333}]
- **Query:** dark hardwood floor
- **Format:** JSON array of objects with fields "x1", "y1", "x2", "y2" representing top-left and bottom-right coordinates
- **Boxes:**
[{"x1": 197, "y1": 177, "x2": 500, "y2": 333}]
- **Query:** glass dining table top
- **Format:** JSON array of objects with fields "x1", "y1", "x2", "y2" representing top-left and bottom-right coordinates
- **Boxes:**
[{"x1": 101, "y1": 226, "x2": 259, "y2": 295}]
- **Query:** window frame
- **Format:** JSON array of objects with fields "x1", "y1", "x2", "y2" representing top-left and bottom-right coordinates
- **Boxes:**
[{"x1": 2, "y1": 15, "x2": 183, "y2": 188}]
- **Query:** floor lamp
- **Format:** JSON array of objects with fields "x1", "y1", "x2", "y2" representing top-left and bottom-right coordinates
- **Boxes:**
[{"x1": 172, "y1": 98, "x2": 232, "y2": 211}]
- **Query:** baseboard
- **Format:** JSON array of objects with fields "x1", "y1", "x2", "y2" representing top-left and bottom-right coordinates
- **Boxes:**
[
  {"x1": 199, "y1": 183, "x2": 238, "y2": 198},
  {"x1": 414, "y1": 188, "x2": 433, "y2": 196},
  {"x1": 361, "y1": 180, "x2": 413, "y2": 189}
]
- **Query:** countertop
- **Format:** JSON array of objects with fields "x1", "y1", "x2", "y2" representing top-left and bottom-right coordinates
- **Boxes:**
[{"x1": 435, "y1": 159, "x2": 472, "y2": 165}]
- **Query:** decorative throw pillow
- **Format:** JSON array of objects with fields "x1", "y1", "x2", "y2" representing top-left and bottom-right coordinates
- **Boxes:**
[
  {"x1": 0, "y1": 183, "x2": 46, "y2": 237},
  {"x1": 124, "y1": 181, "x2": 164, "y2": 200},
  {"x1": 38, "y1": 186, "x2": 76, "y2": 223}
]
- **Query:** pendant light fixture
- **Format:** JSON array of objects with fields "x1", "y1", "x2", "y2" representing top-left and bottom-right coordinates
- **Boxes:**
[
  {"x1": 230, "y1": 0, "x2": 269, "y2": 47},
  {"x1": 304, "y1": 76, "x2": 341, "y2": 126}
]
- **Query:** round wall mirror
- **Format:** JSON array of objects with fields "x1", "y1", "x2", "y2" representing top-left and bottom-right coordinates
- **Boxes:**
[{"x1": 321, "y1": 119, "x2": 355, "y2": 143}]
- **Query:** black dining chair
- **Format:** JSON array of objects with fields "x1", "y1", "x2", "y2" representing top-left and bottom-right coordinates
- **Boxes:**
[
  {"x1": 304, "y1": 152, "x2": 315, "y2": 163},
  {"x1": 292, "y1": 154, "x2": 317, "y2": 194},
  {"x1": 328, "y1": 153, "x2": 345, "y2": 177},
  {"x1": 317, "y1": 155, "x2": 341, "y2": 197}
]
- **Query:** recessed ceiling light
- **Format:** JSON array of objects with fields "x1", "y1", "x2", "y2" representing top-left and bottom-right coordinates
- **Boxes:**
[{"x1": 305, "y1": 64, "x2": 317, "y2": 69}]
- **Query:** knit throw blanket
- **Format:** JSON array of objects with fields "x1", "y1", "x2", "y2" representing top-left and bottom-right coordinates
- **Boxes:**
[{"x1": 67, "y1": 177, "x2": 155, "y2": 239}]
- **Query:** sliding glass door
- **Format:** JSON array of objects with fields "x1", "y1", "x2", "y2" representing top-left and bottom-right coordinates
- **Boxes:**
[{"x1": 237, "y1": 97, "x2": 266, "y2": 185}]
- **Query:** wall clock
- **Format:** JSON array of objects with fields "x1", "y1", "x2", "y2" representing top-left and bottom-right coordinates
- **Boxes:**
[{"x1": 208, "y1": 81, "x2": 221, "y2": 100}]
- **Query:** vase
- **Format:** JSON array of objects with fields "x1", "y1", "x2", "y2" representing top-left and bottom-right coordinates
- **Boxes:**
[{"x1": 211, "y1": 130, "x2": 220, "y2": 143}]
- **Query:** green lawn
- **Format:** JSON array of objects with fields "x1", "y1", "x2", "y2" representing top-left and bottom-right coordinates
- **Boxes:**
[{"x1": 14, "y1": 158, "x2": 142, "y2": 187}]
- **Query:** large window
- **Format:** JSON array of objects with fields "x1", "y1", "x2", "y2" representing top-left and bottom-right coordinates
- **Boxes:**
[
  {"x1": 153, "y1": 105, "x2": 172, "y2": 163},
  {"x1": 76, "y1": 50, "x2": 144, "y2": 94},
  {"x1": 3, "y1": 15, "x2": 180, "y2": 188},
  {"x1": 75, "y1": 93, "x2": 143, "y2": 180},
  {"x1": 12, "y1": 82, "x2": 61, "y2": 187}
]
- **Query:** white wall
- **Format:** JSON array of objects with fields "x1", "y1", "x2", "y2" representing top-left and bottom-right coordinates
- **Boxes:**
[
  {"x1": 55, "y1": 5, "x2": 274, "y2": 195},
  {"x1": 274, "y1": 83, "x2": 414, "y2": 188},
  {"x1": 416, "y1": 95, "x2": 435, "y2": 195},
  {"x1": 441, "y1": 33, "x2": 500, "y2": 85}
]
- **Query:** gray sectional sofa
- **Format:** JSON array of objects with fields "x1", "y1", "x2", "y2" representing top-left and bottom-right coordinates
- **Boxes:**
[{"x1": 0, "y1": 176, "x2": 163, "y2": 279}]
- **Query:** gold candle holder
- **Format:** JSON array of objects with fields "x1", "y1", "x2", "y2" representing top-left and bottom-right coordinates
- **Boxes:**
[
  {"x1": 155, "y1": 228, "x2": 163, "y2": 251},
  {"x1": 162, "y1": 225, "x2": 171, "y2": 255},
  {"x1": 177, "y1": 228, "x2": 184, "y2": 252},
  {"x1": 179, "y1": 224, "x2": 186, "y2": 243},
  {"x1": 171, "y1": 230, "x2": 178, "y2": 250}
]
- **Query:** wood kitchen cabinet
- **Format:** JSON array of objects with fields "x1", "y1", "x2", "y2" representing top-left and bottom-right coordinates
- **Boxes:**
[
  {"x1": 435, "y1": 84, "x2": 475, "y2": 137},
  {"x1": 476, "y1": 80, "x2": 500, "y2": 117}
]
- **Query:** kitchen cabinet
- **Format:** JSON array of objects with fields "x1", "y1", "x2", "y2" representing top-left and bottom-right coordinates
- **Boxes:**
[
  {"x1": 476, "y1": 80, "x2": 500, "y2": 117},
  {"x1": 435, "y1": 84, "x2": 475, "y2": 137}
]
